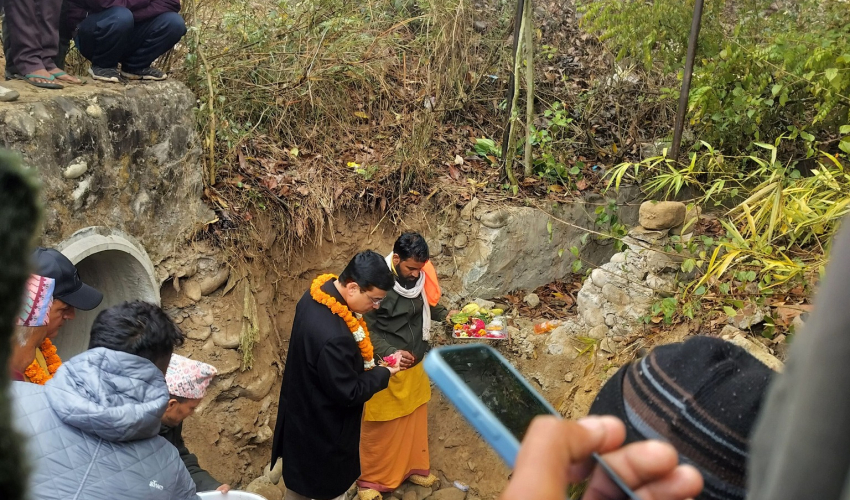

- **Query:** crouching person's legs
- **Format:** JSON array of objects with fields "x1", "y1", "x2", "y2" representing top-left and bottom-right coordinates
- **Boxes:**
[
  {"x1": 75, "y1": 6, "x2": 134, "y2": 83},
  {"x1": 121, "y1": 12, "x2": 186, "y2": 81}
]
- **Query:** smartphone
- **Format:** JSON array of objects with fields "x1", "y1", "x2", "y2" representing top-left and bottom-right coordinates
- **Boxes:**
[{"x1": 424, "y1": 344, "x2": 640, "y2": 499}]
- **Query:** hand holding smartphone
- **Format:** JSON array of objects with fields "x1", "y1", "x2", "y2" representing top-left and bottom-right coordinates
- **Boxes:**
[{"x1": 424, "y1": 344, "x2": 641, "y2": 499}]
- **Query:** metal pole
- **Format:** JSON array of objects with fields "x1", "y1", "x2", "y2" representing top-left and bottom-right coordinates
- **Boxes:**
[{"x1": 669, "y1": 0, "x2": 705, "y2": 162}]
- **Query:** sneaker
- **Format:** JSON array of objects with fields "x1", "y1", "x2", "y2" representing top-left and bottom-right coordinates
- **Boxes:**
[
  {"x1": 88, "y1": 66, "x2": 122, "y2": 83},
  {"x1": 0, "y1": 85, "x2": 19, "y2": 102},
  {"x1": 120, "y1": 66, "x2": 167, "y2": 81}
]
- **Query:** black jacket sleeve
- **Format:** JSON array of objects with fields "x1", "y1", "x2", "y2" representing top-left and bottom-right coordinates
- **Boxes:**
[{"x1": 316, "y1": 336, "x2": 391, "y2": 407}]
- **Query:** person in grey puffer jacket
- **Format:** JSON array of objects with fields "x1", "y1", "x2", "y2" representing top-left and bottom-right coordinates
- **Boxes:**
[{"x1": 10, "y1": 300, "x2": 199, "y2": 500}]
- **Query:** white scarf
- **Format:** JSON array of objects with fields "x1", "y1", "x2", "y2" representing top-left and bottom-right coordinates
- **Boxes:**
[{"x1": 385, "y1": 253, "x2": 431, "y2": 341}]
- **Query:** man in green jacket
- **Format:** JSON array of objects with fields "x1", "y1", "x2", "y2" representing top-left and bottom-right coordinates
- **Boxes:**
[
  {"x1": 161, "y1": 353, "x2": 230, "y2": 493},
  {"x1": 357, "y1": 232, "x2": 448, "y2": 499}
]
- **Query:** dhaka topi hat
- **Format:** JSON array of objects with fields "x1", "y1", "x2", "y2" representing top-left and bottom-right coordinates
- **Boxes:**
[
  {"x1": 166, "y1": 354, "x2": 218, "y2": 400},
  {"x1": 17, "y1": 274, "x2": 55, "y2": 327},
  {"x1": 589, "y1": 336, "x2": 775, "y2": 500}
]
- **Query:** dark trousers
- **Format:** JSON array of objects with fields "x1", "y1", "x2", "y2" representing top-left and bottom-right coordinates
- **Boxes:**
[
  {"x1": 4, "y1": 0, "x2": 62, "y2": 75},
  {"x1": 2, "y1": 3, "x2": 69, "y2": 74},
  {"x1": 75, "y1": 7, "x2": 185, "y2": 71}
]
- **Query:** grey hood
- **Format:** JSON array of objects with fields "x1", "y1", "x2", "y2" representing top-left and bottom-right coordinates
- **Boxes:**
[{"x1": 46, "y1": 347, "x2": 168, "y2": 441}]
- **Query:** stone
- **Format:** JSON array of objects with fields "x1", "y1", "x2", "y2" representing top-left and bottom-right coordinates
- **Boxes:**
[
  {"x1": 63, "y1": 158, "x2": 88, "y2": 179},
  {"x1": 183, "y1": 280, "x2": 202, "y2": 302},
  {"x1": 639, "y1": 201, "x2": 687, "y2": 230},
  {"x1": 71, "y1": 177, "x2": 92, "y2": 210},
  {"x1": 215, "y1": 349, "x2": 242, "y2": 375},
  {"x1": 402, "y1": 490, "x2": 418, "y2": 500},
  {"x1": 253, "y1": 424, "x2": 273, "y2": 444},
  {"x1": 581, "y1": 306, "x2": 605, "y2": 328},
  {"x1": 609, "y1": 252, "x2": 626, "y2": 264},
  {"x1": 523, "y1": 293, "x2": 540, "y2": 308},
  {"x1": 728, "y1": 303, "x2": 766, "y2": 330},
  {"x1": 409, "y1": 485, "x2": 433, "y2": 500},
  {"x1": 264, "y1": 458, "x2": 283, "y2": 484},
  {"x1": 431, "y1": 488, "x2": 467, "y2": 500},
  {"x1": 246, "y1": 476, "x2": 283, "y2": 500},
  {"x1": 564, "y1": 372, "x2": 575, "y2": 382},
  {"x1": 460, "y1": 197, "x2": 479, "y2": 219},
  {"x1": 200, "y1": 267, "x2": 230, "y2": 296},
  {"x1": 723, "y1": 332, "x2": 784, "y2": 372},
  {"x1": 479, "y1": 209, "x2": 510, "y2": 229},
  {"x1": 453, "y1": 234, "x2": 469, "y2": 249},
  {"x1": 472, "y1": 298, "x2": 496, "y2": 310},
  {"x1": 672, "y1": 206, "x2": 702, "y2": 235},
  {"x1": 586, "y1": 324, "x2": 608, "y2": 340},
  {"x1": 85, "y1": 103, "x2": 103, "y2": 118},
  {"x1": 473, "y1": 20, "x2": 488, "y2": 32},
  {"x1": 212, "y1": 321, "x2": 241, "y2": 349},
  {"x1": 626, "y1": 226, "x2": 670, "y2": 247},
  {"x1": 239, "y1": 368, "x2": 277, "y2": 401},
  {"x1": 590, "y1": 268, "x2": 609, "y2": 288},
  {"x1": 186, "y1": 325, "x2": 212, "y2": 341},
  {"x1": 5, "y1": 112, "x2": 36, "y2": 139},
  {"x1": 600, "y1": 337, "x2": 617, "y2": 354},
  {"x1": 601, "y1": 283, "x2": 630, "y2": 306}
]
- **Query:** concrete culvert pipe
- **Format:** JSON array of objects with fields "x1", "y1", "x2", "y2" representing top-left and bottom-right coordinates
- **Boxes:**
[{"x1": 53, "y1": 227, "x2": 160, "y2": 359}]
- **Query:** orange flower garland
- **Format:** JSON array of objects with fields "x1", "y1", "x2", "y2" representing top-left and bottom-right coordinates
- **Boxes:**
[
  {"x1": 24, "y1": 338, "x2": 62, "y2": 385},
  {"x1": 310, "y1": 274, "x2": 376, "y2": 370}
]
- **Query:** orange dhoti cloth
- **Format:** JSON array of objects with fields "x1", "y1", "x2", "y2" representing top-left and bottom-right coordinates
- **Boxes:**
[{"x1": 358, "y1": 362, "x2": 431, "y2": 492}]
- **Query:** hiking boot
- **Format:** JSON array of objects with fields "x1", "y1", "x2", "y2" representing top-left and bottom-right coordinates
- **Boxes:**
[
  {"x1": 0, "y1": 85, "x2": 19, "y2": 102},
  {"x1": 88, "y1": 66, "x2": 122, "y2": 83},
  {"x1": 120, "y1": 66, "x2": 167, "y2": 81}
]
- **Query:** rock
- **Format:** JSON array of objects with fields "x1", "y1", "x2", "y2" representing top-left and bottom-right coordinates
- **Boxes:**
[
  {"x1": 239, "y1": 368, "x2": 277, "y2": 401},
  {"x1": 212, "y1": 321, "x2": 241, "y2": 349},
  {"x1": 264, "y1": 458, "x2": 283, "y2": 484},
  {"x1": 185, "y1": 325, "x2": 212, "y2": 341},
  {"x1": 85, "y1": 103, "x2": 103, "y2": 118},
  {"x1": 728, "y1": 303, "x2": 766, "y2": 330},
  {"x1": 63, "y1": 158, "x2": 88, "y2": 179},
  {"x1": 564, "y1": 372, "x2": 574, "y2": 383},
  {"x1": 183, "y1": 280, "x2": 202, "y2": 302},
  {"x1": 581, "y1": 306, "x2": 606, "y2": 328},
  {"x1": 409, "y1": 485, "x2": 433, "y2": 500},
  {"x1": 791, "y1": 314, "x2": 806, "y2": 333},
  {"x1": 609, "y1": 252, "x2": 627, "y2": 264},
  {"x1": 599, "y1": 338, "x2": 617, "y2": 354},
  {"x1": 672, "y1": 206, "x2": 702, "y2": 235},
  {"x1": 460, "y1": 197, "x2": 479, "y2": 219},
  {"x1": 200, "y1": 267, "x2": 230, "y2": 296},
  {"x1": 639, "y1": 201, "x2": 687, "y2": 230},
  {"x1": 71, "y1": 177, "x2": 92, "y2": 210},
  {"x1": 246, "y1": 475, "x2": 282, "y2": 500},
  {"x1": 640, "y1": 141, "x2": 672, "y2": 159},
  {"x1": 402, "y1": 490, "x2": 418, "y2": 500},
  {"x1": 590, "y1": 268, "x2": 609, "y2": 288},
  {"x1": 472, "y1": 298, "x2": 496, "y2": 310},
  {"x1": 431, "y1": 487, "x2": 467, "y2": 500},
  {"x1": 723, "y1": 332, "x2": 784, "y2": 372},
  {"x1": 479, "y1": 209, "x2": 510, "y2": 229},
  {"x1": 523, "y1": 293, "x2": 540, "y2": 308},
  {"x1": 473, "y1": 20, "x2": 488, "y2": 32},
  {"x1": 586, "y1": 324, "x2": 608, "y2": 340},
  {"x1": 215, "y1": 349, "x2": 243, "y2": 375},
  {"x1": 626, "y1": 226, "x2": 670, "y2": 247},
  {"x1": 453, "y1": 234, "x2": 469, "y2": 249},
  {"x1": 253, "y1": 424, "x2": 274, "y2": 444},
  {"x1": 601, "y1": 283, "x2": 629, "y2": 306}
]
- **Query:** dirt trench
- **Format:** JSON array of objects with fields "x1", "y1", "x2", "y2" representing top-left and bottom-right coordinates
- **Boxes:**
[{"x1": 160, "y1": 209, "x2": 689, "y2": 500}]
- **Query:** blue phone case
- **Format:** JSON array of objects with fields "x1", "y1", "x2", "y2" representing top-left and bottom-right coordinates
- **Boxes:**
[{"x1": 424, "y1": 344, "x2": 559, "y2": 468}]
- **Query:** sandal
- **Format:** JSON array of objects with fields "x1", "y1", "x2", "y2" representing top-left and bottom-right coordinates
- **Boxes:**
[
  {"x1": 408, "y1": 473, "x2": 439, "y2": 487},
  {"x1": 356, "y1": 488, "x2": 382, "y2": 500},
  {"x1": 50, "y1": 70, "x2": 82, "y2": 85},
  {"x1": 14, "y1": 73, "x2": 63, "y2": 89}
]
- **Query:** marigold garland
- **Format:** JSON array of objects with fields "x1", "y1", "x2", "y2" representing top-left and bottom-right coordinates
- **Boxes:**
[
  {"x1": 24, "y1": 338, "x2": 62, "y2": 385},
  {"x1": 310, "y1": 274, "x2": 376, "y2": 370}
]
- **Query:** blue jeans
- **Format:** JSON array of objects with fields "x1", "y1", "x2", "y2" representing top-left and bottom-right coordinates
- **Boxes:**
[{"x1": 75, "y1": 7, "x2": 186, "y2": 71}]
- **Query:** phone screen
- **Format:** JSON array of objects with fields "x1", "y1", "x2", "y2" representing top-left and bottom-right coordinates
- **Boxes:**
[{"x1": 441, "y1": 346, "x2": 555, "y2": 442}]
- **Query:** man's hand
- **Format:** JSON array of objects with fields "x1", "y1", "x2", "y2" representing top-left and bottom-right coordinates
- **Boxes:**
[
  {"x1": 396, "y1": 350, "x2": 415, "y2": 369},
  {"x1": 385, "y1": 364, "x2": 402, "y2": 376},
  {"x1": 216, "y1": 484, "x2": 231, "y2": 493},
  {"x1": 501, "y1": 416, "x2": 703, "y2": 500},
  {"x1": 447, "y1": 309, "x2": 459, "y2": 324}
]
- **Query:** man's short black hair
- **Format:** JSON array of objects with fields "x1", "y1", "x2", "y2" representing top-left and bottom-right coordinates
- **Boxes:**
[
  {"x1": 88, "y1": 301, "x2": 185, "y2": 366},
  {"x1": 393, "y1": 232, "x2": 429, "y2": 263},
  {"x1": 339, "y1": 250, "x2": 394, "y2": 291}
]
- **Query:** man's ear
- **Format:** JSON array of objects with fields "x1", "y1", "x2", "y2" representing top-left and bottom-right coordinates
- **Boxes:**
[
  {"x1": 345, "y1": 281, "x2": 360, "y2": 297},
  {"x1": 166, "y1": 398, "x2": 179, "y2": 411},
  {"x1": 392, "y1": 254, "x2": 401, "y2": 268}
]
